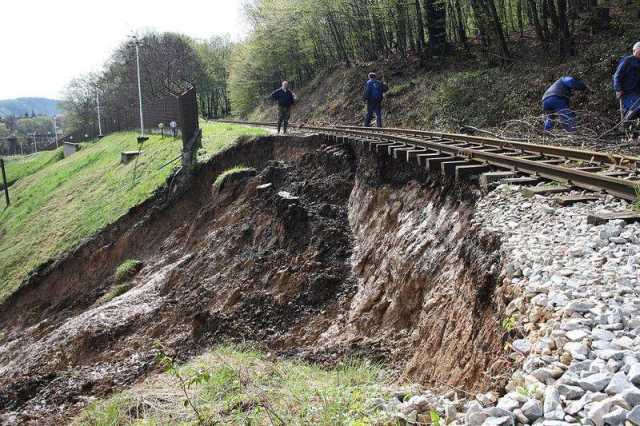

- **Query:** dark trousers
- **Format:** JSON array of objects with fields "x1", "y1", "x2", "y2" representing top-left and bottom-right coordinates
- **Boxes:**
[
  {"x1": 542, "y1": 96, "x2": 575, "y2": 132},
  {"x1": 277, "y1": 106, "x2": 291, "y2": 133},
  {"x1": 364, "y1": 101, "x2": 382, "y2": 127}
]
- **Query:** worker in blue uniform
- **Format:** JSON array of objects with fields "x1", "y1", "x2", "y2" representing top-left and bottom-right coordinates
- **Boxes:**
[
  {"x1": 542, "y1": 76, "x2": 588, "y2": 133},
  {"x1": 613, "y1": 42, "x2": 640, "y2": 122}
]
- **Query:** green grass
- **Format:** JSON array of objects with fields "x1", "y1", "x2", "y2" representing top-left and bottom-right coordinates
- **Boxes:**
[
  {"x1": 74, "y1": 345, "x2": 394, "y2": 425},
  {"x1": 212, "y1": 165, "x2": 252, "y2": 187},
  {"x1": 115, "y1": 259, "x2": 143, "y2": 283},
  {"x1": 2, "y1": 149, "x2": 64, "y2": 186},
  {"x1": 0, "y1": 121, "x2": 267, "y2": 301},
  {"x1": 98, "y1": 282, "x2": 134, "y2": 305}
]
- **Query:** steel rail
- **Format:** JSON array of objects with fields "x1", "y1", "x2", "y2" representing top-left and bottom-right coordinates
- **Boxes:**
[
  {"x1": 334, "y1": 125, "x2": 640, "y2": 169},
  {"x1": 216, "y1": 120, "x2": 640, "y2": 201}
]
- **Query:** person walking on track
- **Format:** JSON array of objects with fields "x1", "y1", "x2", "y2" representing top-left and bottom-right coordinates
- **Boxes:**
[
  {"x1": 363, "y1": 72, "x2": 388, "y2": 128},
  {"x1": 541, "y1": 76, "x2": 588, "y2": 133},
  {"x1": 614, "y1": 42, "x2": 640, "y2": 123},
  {"x1": 270, "y1": 81, "x2": 296, "y2": 134}
]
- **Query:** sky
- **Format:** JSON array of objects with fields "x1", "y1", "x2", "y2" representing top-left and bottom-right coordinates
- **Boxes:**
[{"x1": 0, "y1": 0, "x2": 247, "y2": 100}]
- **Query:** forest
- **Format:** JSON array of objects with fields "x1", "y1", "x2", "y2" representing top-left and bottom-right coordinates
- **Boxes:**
[{"x1": 62, "y1": 0, "x2": 638, "y2": 135}]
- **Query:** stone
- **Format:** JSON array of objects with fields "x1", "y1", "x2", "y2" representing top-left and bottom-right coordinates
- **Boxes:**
[
  {"x1": 564, "y1": 342, "x2": 590, "y2": 360},
  {"x1": 497, "y1": 396, "x2": 520, "y2": 412},
  {"x1": 628, "y1": 405, "x2": 640, "y2": 425},
  {"x1": 566, "y1": 329, "x2": 589, "y2": 341},
  {"x1": 605, "y1": 371, "x2": 633, "y2": 395},
  {"x1": 586, "y1": 399, "x2": 612, "y2": 426},
  {"x1": 566, "y1": 300, "x2": 595, "y2": 313},
  {"x1": 557, "y1": 384, "x2": 585, "y2": 400},
  {"x1": 579, "y1": 373, "x2": 612, "y2": 392},
  {"x1": 477, "y1": 392, "x2": 498, "y2": 407},
  {"x1": 620, "y1": 388, "x2": 640, "y2": 408},
  {"x1": 603, "y1": 406, "x2": 627, "y2": 425},
  {"x1": 512, "y1": 339, "x2": 532, "y2": 355},
  {"x1": 522, "y1": 398, "x2": 543, "y2": 422},
  {"x1": 544, "y1": 387, "x2": 564, "y2": 420},
  {"x1": 400, "y1": 395, "x2": 431, "y2": 414},
  {"x1": 628, "y1": 363, "x2": 640, "y2": 385},
  {"x1": 481, "y1": 416, "x2": 513, "y2": 426}
]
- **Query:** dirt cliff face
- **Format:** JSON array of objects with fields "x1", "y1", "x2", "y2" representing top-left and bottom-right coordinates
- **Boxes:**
[{"x1": 0, "y1": 135, "x2": 511, "y2": 424}]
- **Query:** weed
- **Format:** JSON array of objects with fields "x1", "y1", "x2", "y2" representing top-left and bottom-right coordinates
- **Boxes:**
[
  {"x1": 115, "y1": 259, "x2": 142, "y2": 283},
  {"x1": 212, "y1": 165, "x2": 252, "y2": 188},
  {"x1": 430, "y1": 409, "x2": 442, "y2": 426},
  {"x1": 501, "y1": 314, "x2": 518, "y2": 332},
  {"x1": 633, "y1": 184, "x2": 640, "y2": 211},
  {"x1": 98, "y1": 282, "x2": 134, "y2": 304}
]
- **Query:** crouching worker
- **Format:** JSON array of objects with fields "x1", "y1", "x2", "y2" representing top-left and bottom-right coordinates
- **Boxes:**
[
  {"x1": 614, "y1": 42, "x2": 640, "y2": 122},
  {"x1": 363, "y1": 72, "x2": 388, "y2": 127},
  {"x1": 270, "y1": 80, "x2": 296, "y2": 134},
  {"x1": 542, "y1": 76, "x2": 588, "y2": 133}
]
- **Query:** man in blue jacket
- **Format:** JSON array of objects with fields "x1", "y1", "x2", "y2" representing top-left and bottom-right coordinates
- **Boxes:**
[
  {"x1": 613, "y1": 42, "x2": 640, "y2": 121},
  {"x1": 542, "y1": 76, "x2": 588, "y2": 133},
  {"x1": 363, "y1": 73, "x2": 388, "y2": 127},
  {"x1": 270, "y1": 81, "x2": 296, "y2": 134}
]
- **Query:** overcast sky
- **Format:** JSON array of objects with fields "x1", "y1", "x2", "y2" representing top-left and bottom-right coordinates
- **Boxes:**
[{"x1": 0, "y1": 0, "x2": 247, "y2": 100}]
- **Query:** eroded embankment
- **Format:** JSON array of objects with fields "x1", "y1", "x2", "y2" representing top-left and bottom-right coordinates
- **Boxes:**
[{"x1": 0, "y1": 134, "x2": 511, "y2": 424}]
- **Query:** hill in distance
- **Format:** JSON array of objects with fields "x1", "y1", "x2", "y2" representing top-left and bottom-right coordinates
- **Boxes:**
[{"x1": 0, "y1": 97, "x2": 60, "y2": 118}]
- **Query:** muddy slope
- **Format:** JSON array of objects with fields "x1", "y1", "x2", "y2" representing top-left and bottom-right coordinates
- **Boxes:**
[{"x1": 0, "y1": 135, "x2": 511, "y2": 424}]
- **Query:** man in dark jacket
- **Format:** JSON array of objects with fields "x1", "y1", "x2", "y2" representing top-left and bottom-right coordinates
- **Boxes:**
[
  {"x1": 270, "y1": 81, "x2": 296, "y2": 134},
  {"x1": 363, "y1": 72, "x2": 388, "y2": 127},
  {"x1": 613, "y1": 42, "x2": 640, "y2": 121},
  {"x1": 542, "y1": 76, "x2": 588, "y2": 132}
]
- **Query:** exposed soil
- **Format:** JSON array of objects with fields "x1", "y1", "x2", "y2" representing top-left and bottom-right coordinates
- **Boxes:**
[{"x1": 0, "y1": 135, "x2": 512, "y2": 424}]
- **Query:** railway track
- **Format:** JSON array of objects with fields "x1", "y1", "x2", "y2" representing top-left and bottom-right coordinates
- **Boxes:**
[{"x1": 219, "y1": 120, "x2": 640, "y2": 201}]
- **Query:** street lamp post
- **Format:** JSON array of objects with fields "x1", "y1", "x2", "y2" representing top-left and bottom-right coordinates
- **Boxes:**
[
  {"x1": 52, "y1": 116, "x2": 59, "y2": 148},
  {"x1": 96, "y1": 89, "x2": 103, "y2": 138},
  {"x1": 131, "y1": 35, "x2": 147, "y2": 143}
]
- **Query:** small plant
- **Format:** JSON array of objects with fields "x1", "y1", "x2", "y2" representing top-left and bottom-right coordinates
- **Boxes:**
[
  {"x1": 156, "y1": 345, "x2": 210, "y2": 424},
  {"x1": 114, "y1": 259, "x2": 142, "y2": 283},
  {"x1": 501, "y1": 314, "x2": 518, "y2": 332},
  {"x1": 213, "y1": 165, "x2": 253, "y2": 188},
  {"x1": 633, "y1": 184, "x2": 640, "y2": 212},
  {"x1": 98, "y1": 282, "x2": 133, "y2": 304},
  {"x1": 430, "y1": 409, "x2": 442, "y2": 426}
]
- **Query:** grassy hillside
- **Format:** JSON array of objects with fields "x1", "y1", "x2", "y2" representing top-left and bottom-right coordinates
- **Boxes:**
[
  {"x1": 0, "y1": 122, "x2": 267, "y2": 301},
  {"x1": 75, "y1": 345, "x2": 394, "y2": 425},
  {"x1": 3, "y1": 149, "x2": 64, "y2": 186}
]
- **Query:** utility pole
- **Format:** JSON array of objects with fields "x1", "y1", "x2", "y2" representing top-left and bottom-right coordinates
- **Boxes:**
[
  {"x1": 32, "y1": 132, "x2": 38, "y2": 153},
  {"x1": 131, "y1": 35, "x2": 147, "y2": 142},
  {"x1": 96, "y1": 88, "x2": 103, "y2": 138},
  {"x1": 52, "y1": 116, "x2": 59, "y2": 148},
  {"x1": 0, "y1": 158, "x2": 9, "y2": 207}
]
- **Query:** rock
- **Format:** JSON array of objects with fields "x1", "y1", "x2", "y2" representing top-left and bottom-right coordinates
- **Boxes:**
[
  {"x1": 544, "y1": 387, "x2": 564, "y2": 420},
  {"x1": 522, "y1": 398, "x2": 543, "y2": 422},
  {"x1": 586, "y1": 399, "x2": 612, "y2": 426},
  {"x1": 466, "y1": 402, "x2": 489, "y2": 426},
  {"x1": 557, "y1": 384, "x2": 585, "y2": 400},
  {"x1": 564, "y1": 342, "x2": 590, "y2": 360},
  {"x1": 512, "y1": 339, "x2": 532, "y2": 355},
  {"x1": 476, "y1": 392, "x2": 498, "y2": 407},
  {"x1": 566, "y1": 300, "x2": 594, "y2": 313},
  {"x1": 628, "y1": 363, "x2": 640, "y2": 385},
  {"x1": 620, "y1": 388, "x2": 640, "y2": 408},
  {"x1": 579, "y1": 373, "x2": 612, "y2": 392},
  {"x1": 628, "y1": 405, "x2": 640, "y2": 425},
  {"x1": 592, "y1": 328, "x2": 616, "y2": 341},
  {"x1": 566, "y1": 329, "x2": 589, "y2": 341},
  {"x1": 603, "y1": 406, "x2": 627, "y2": 425},
  {"x1": 481, "y1": 416, "x2": 513, "y2": 426},
  {"x1": 605, "y1": 371, "x2": 633, "y2": 395},
  {"x1": 594, "y1": 349, "x2": 625, "y2": 361},
  {"x1": 399, "y1": 395, "x2": 431, "y2": 414},
  {"x1": 497, "y1": 396, "x2": 520, "y2": 412}
]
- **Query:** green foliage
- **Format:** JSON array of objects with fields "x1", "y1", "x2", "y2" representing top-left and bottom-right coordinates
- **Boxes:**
[
  {"x1": 73, "y1": 392, "x2": 136, "y2": 426},
  {"x1": 0, "y1": 122, "x2": 267, "y2": 302},
  {"x1": 501, "y1": 314, "x2": 518, "y2": 332},
  {"x1": 115, "y1": 259, "x2": 142, "y2": 283},
  {"x1": 430, "y1": 409, "x2": 442, "y2": 426},
  {"x1": 77, "y1": 344, "x2": 393, "y2": 425}
]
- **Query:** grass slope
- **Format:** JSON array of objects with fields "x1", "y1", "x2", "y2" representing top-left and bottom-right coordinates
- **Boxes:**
[
  {"x1": 0, "y1": 122, "x2": 266, "y2": 301},
  {"x1": 75, "y1": 345, "x2": 394, "y2": 425},
  {"x1": 3, "y1": 149, "x2": 64, "y2": 186}
]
